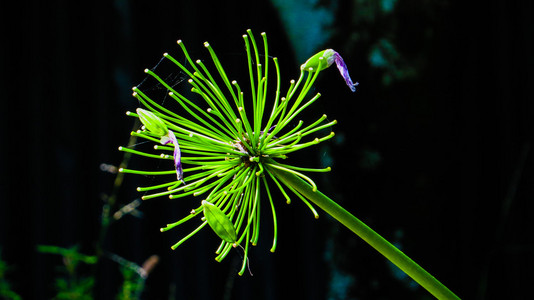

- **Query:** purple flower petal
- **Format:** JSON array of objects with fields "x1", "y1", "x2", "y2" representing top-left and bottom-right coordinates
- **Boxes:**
[
  {"x1": 162, "y1": 130, "x2": 185, "y2": 184},
  {"x1": 333, "y1": 52, "x2": 359, "y2": 92}
]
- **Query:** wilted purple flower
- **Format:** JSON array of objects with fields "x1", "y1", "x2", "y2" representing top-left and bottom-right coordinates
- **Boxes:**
[
  {"x1": 332, "y1": 51, "x2": 359, "y2": 92},
  {"x1": 161, "y1": 130, "x2": 185, "y2": 184}
]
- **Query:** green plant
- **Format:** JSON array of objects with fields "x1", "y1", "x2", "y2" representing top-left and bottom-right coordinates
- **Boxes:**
[
  {"x1": 37, "y1": 245, "x2": 96, "y2": 300},
  {"x1": 0, "y1": 250, "x2": 22, "y2": 300},
  {"x1": 119, "y1": 29, "x2": 459, "y2": 299}
]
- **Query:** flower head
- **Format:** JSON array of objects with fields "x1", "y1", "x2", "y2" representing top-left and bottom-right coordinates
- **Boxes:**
[{"x1": 119, "y1": 30, "x2": 355, "y2": 275}]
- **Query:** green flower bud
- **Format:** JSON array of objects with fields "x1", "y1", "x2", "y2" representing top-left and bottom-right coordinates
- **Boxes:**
[
  {"x1": 300, "y1": 49, "x2": 335, "y2": 72},
  {"x1": 136, "y1": 108, "x2": 168, "y2": 137},
  {"x1": 202, "y1": 200, "x2": 237, "y2": 244}
]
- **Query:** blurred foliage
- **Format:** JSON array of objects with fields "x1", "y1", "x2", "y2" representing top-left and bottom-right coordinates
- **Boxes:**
[
  {"x1": 368, "y1": 38, "x2": 417, "y2": 86},
  {"x1": 37, "y1": 245, "x2": 96, "y2": 300},
  {"x1": 346, "y1": 0, "x2": 435, "y2": 86},
  {"x1": 0, "y1": 250, "x2": 22, "y2": 300},
  {"x1": 116, "y1": 266, "x2": 145, "y2": 300},
  {"x1": 37, "y1": 245, "x2": 98, "y2": 266},
  {"x1": 36, "y1": 230, "x2": 153, "y2": 299},
  {"x1": 53, "y1": 277, "x2": 94, "y2": 300},
  {"x1": 270, "y1": 0, "x2": 338, "y2": 62}
]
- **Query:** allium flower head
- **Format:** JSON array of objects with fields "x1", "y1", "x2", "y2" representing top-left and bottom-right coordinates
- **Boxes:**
[{"x1": 119, "y1": 30, "x2": 355, "y2": 275}]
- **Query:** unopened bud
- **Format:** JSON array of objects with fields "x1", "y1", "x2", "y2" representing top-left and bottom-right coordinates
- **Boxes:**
[
  {"x1": 301, "y1": 49, "x2": 336, "y2": 72},
  {"x1": 136, "y1": 108, "x2": 168, "y2": 136}
]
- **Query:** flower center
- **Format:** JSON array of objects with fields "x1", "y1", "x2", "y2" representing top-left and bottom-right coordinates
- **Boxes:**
[{"x1": 233, "y1": 138, "x2": 263, "y2": 168}]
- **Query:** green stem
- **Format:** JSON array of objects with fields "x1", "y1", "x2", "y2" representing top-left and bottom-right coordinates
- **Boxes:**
[{"x1": 268, "y1": 166, "x2": 460, "y2": 300}]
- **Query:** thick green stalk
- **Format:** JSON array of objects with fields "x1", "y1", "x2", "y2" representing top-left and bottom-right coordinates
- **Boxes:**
[{"x1": 268, "y1": 166, "x2": 460, "y2": 300}]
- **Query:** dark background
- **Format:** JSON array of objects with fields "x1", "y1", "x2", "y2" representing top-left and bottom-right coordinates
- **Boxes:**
[{"x1": 1, "y1": 0, "x2": 532, "y2": 299}]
